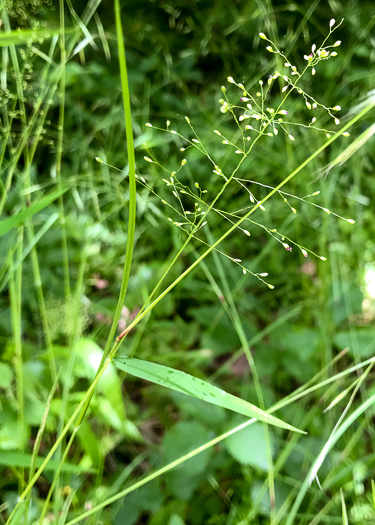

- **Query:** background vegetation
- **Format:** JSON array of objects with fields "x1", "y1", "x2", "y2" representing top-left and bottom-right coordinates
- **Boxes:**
[{"x1": 0, "y1": 0, "x2": 375, "y2": 523}]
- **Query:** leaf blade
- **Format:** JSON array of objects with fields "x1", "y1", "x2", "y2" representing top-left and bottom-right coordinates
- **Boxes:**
[
  {"x1": 0, "y1": 186, "x2": 69, "y2": 237},
  {"x1": 115, "y1": 357, "x2": 305, "y2": 434},
  {"x1": 0, "y1": 451, "x2": 94, "y2": 473}
]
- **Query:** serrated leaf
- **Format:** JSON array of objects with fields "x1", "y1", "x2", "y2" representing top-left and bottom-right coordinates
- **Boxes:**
[{"x1": 114, "y1": 357, "x2": 305, "y2": 433}]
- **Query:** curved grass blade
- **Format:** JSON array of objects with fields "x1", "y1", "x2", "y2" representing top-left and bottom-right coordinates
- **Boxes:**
[
  {"x1": 323, "y1": 122, "x2": 375, "y2": 176},
  {"x1": 114, "y1": 357, "x2": 305, "y2": 433},
  {"x1": 286, "y1": 364, "x2": 375, "y2": 525},
  {"x1": 0, "y1": 186, "x2": 68, "y2": 237}
]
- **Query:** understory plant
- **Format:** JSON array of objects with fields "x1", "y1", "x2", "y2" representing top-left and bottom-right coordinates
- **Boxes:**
[{"x1": 1, "y1": 2, "x2": 375, "y2": 524}]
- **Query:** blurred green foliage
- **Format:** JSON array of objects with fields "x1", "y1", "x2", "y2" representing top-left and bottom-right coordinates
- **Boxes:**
[{"x1": 0, "y1": 0, "x2": 375, "y2": 523}]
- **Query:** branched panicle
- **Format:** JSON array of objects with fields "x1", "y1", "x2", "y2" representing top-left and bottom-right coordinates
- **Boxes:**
[{"x1": 119, "y1": 20, "x2": 354, "y2": 290}]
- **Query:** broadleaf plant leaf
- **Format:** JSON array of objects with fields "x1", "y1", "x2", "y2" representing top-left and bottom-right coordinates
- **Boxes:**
[{"x1": 114, "y1": 357, "x2": 305, "y2": 433}]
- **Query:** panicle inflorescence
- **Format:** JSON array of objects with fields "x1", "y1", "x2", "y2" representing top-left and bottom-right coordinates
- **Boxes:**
[
  {"x1": 221, "y1": 19, "x2": 347, "y2": 141},
  {"x1": 135, "y1": 20, "x2": 354, "y2": 290}
]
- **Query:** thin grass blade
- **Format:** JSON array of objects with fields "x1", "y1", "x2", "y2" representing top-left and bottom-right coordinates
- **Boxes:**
[
  {"x1": 0, "y1": 187, "x2": 68, "y2": 237},
  {"x1": 340, "y1": 488, "x2": 348, "y2": 525},
  {"x1": 0, "y1": 451, "x2": 93, "y2": 473}
]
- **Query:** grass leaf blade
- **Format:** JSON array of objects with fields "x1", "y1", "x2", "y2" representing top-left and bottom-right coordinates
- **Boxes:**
[
  {"x1": 0, "y1": 186, "x2": 68, "y2": 237},
  {"x1": 0, "y1": 451, "x2": 94, "y2": 473},
  {"x1": 115, "y1": 357, "x2": 305, "y2": 433},
  {"x1": 0, "y1": 29, "x2": 60, "y2": 47}
]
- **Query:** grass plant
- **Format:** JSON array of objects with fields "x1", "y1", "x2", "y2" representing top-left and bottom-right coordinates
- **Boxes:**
[{"x1": 0, "y1": 1, "x2": 375, "y2": 524}]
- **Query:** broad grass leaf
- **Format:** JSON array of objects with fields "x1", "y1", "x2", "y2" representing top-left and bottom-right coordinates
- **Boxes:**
[
  {"x1": 170, "y1": 391, "x2": 226, "y2": 429},
  {"x1": 114, "y1": 357, "x2": 305, "y2": 433}
]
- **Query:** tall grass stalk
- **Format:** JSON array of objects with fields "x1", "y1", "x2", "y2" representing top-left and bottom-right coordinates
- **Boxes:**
[
  {"x1": 6, "y1": 66, "x2": 374, "y2": 524},
  {"x1": 32, "y1": 1, "x2": 138, "y2": 518},
  {"x1": 9, "y1": 240, "x2": 24, "y2": 492},
  {"x1": 2, "y1": 8, "x2": 375, "y2": 523},
  {"x1": 24, "y1": 373, "x2": 60, "y2": 524},
  {"x1": 102, "y1": 0, "x2": 137, "y2": 356}
]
